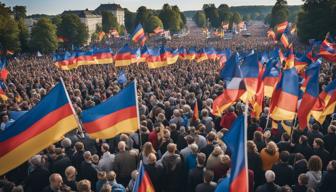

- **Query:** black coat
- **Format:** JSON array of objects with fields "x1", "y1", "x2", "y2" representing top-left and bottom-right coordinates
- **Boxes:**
[
  {"x1": 144, "y1": 163, "x2": 163, "y2": 192},
  {"x1": 24, "y1": 166, "x2": 50, "y2": 192},
  {"x1": 323, "y1": 133, "x2": 336, "y2": 154},
  {"x1": 247, "y1": 151, "x2": 263, "y2": 187},
  {"x1": 195, "y1": 182, "x2": 216, "y2": 192},
  {"x1": 293, "y1": 143, "x2": 313, "y2": 159},
  {"x1": 271, "y1": 162, "x2": 294, "y2": 186},
  {"x1": 255, "y1": 183, "x2": 281, "y2": 192},
  {"x1": 187, "y1": 166, "x2": 204, "y2": 192},
  {"x1": 78, "y1": 161, "x2": 97, "y2": 190},
  {"x1": 71, "y1": 151, "x2": 84, "y2": 170},
  {"x1": 51, "y1": 155, "x2": 71, "y2": 177},
  {"x1": 293, "y1": 160, "x2": 308, "y2": 183},
  {"x1": 313, "y1": 148, "x2": 330, "y2": 169},
  {"x1": 200, "y1": 144, "x2": 214, "y2": 159},
  {"x1": 161, "y1": 154, "x2": 184, "y2": 192},
  {"x1": 319, "y1": 170, "x2": 336, "y2": 192}
]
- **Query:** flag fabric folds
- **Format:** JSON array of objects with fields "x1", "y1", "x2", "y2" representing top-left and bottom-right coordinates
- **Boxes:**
[
  {"x1": 131, "y1": 24, "x2": 146, "y2": 46},
  {"x1": 81, "y1": 81, "x2": 139, "y2": 139},
  {"x1": 114, "y1": 44, "x2": 133, "y2": 67},
  {"x1": 276, "y1": 21, "x2": 288, "y2": 34},
  {"x1": 270, "y1": 67, "x2": 299, "y2": 121},
  {"x1": 132, "y1": 161, "x2": 155, "y2": 192},
  {"x1": 298, "y1": 60, "x2": 321, "y2": 129},
  {"x1": 54, "y1": 52, "x2": 78, "y2": 70},
  {"x1": 262, "y1": 59, "x2": 280, "y2": 97},
  {"x1": 193, "y1": 102, "x2": 199, "y2": 121},
  {"x1": 0, "y1": 58, "x2": 9, "y2": 81},
  {"x1": 319, "y1": 38, "x2": 336, "y2": 62},
  {"x1": 0, "y1": 81, "x2": 7, "y2": 100},
  {"x1": 311, "y1": 80, "x2": 336, "y2": 124},
  {"x1": 214, "y1": 53, "x2": 246, "y2": 116},
  {"x1": 280, "y1": 33, "x2": 290, "y2": 48},
  {"x1": 240, "y1": 53, "x2": 259, "y2": 100},
  {"x1": 0, "y1": 82, "x2": 78, "y2": 175},
  {"x1": 215, "y1": 115, "x2": 248, "y2": 192}
]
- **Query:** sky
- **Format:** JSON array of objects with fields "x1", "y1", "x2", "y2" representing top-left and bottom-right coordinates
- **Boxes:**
[{"x1": 3, "y1": 0, "x2": 303, "y2": 15}]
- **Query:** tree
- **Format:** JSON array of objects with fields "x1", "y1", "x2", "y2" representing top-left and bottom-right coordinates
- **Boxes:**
[
  {"x1": 102, "y1": 11, "x2": 119, "y2": 33},
  {"x1": 0, "y1": 3, "x2": 11, "y2": 17},
  {"x1": 30, "y1": 18, "x2": 58, "y2": 53},
  {"x1": 270, "y1": 0, "x2": 289, "y2": 27},
  {"x1": 58, "y1": 14, "x2": 88, "y2": 48},
  {"x1": 136, "y1": 6, "x2": 151, "y2": 25},
  {"x1": 0, "y1": 15, "x2": 20, "y2": 52},
  {"x1": 193, "y1": 11, "x2": 207, "y2": 28},
  {"x1": 125, "y1": 9, "x2": 136, "y2": 32},
  {"x1": 232, "y1": 12, "x2": 242, "y2": 24},
  {"x1": 51, "y1": 15, "x2": 62, "y2": 28},
  {"x1": 17, "y1": 18, "x2": 29, "y2": 52},
  {"x1": 159, "y1": 4, "x2": 172, "y2": 30},
  {"x1": 144, "y1": 16, "x2": 163, "y2": 32},
  {"x1": 13, "y1": 6, "x2": 26, "y2": 20},
  {"x1": 297, "y1": 0, "x2": 336, "y2": 42},
  {"x1": 218, "y1": 4, "x2": 232, "y2": 24},
  {"x1": 203, "y1": 4, "x2": 220, "y2": 28},
  {"x1": 159, "y1": 4, "x2": 184, "y2": 32}
]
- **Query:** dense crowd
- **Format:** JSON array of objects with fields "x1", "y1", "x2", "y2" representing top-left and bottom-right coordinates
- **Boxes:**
[{"x1": 1, "y1": 21, "x2": 336, "y2": 192}]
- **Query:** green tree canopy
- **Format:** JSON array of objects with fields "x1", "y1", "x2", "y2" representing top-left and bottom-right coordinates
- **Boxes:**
[
  {"x1": 13, "y1": 6, "x2": 26, "y2": 20},
  {"x1": 145, "y1": 15, "x2": 163, "y2": 32},
  {"x1": 193, "y1": 11, "x2": 207, "y2": 28},
  {"x1": 270, "y1": 0, "x2": 289, "y2": 27},
  {"x1": 0, "y1": 15, "x2": 20, "y2": 52},
  {"x1": 136, "y1": 6, "x2": 151, "y2": 25},
  {"x1": 203, "y1": 4, "x2": 220, "y2": 28},
  {"x1": 30, "y1": 17, "x2": 58, "y2": 53},
  {"x1": 125, "y1": 9, "x2": 136, "y2": 32},
  {"x1": 102, "y1": 11, "x2": 119, "y2": 33},
  {"x1": 297, "y1": 0, "x2": 336, "y2": 42},
  {"x1": 159, "y1": 4, "x2": 184, "y2": 32},
  {"x1": 58, "y1": 14, "x2": 88, "y2": 48},
  {"x1": 232, "y1": 12, "x2": 242, "y2": 24},
  {"x1": 17, "y1": 18, "x2": 29, "y2": 52}
]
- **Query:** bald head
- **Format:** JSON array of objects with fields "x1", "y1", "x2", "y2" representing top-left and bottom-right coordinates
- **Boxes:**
[
  {"x1": 49, "y1": 173, "x2": 63, "y2": 190},
  {"x1": 118, "y1": 141, "x2": 126, "y2": 152}
]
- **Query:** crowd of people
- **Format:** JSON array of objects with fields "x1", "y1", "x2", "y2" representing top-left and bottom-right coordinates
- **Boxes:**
[{"x1": 1, "y1": 21, "x2": 336, "y2": 192}]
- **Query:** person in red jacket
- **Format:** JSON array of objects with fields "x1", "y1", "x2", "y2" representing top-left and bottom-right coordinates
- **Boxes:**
[{"x1": 220, "y1": 106, "x2": 237, "y2": 129}]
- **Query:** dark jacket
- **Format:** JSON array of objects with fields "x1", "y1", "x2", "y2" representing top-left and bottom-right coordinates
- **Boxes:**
[
  {"x1": 255, "y1": 182, "x2": 281, "y2": 192},
  {"x1": 113, "y1": 151, "x2": 137, "y2": 178},
  {"x1": 319, "y1": 170, "x2": 336, "y2": 192},
  {"x1": 24, "y1": 166, "x2": 50, "y2": 192},
  {"x1": 144, "y1": 163, "x2": 163, "y2": 192},
  {"x1": 293, "y1": 143, "x2": 313, "y2": 159},
  {"x1": 200, "y1": 144, "x2": 214, "y2": 159},
  {"x1": 248, "y1": 151, "x2": 263, "y2": 187},
  {"x1": 292, "y1": 184, "x2": 307, "y2": 192},
  {"x1": 161, "y1": 153, "x2": 184, "y2": 192},
  {"x1": 187, "y1": 166, "x2": 204, "y2": 192},
  {"x1": 293, "y1": 160, "x2": 308, "y2": 183},
  {"x1": 313, "y1": 148, "x2": 330, "y2": 169},
  {"x1": 323, "y1": 133, "x2": 336, "y2": 154},
  {"x1": 195, "y1": 182, "x2": 217, "y2": 192},
  {"x1": 71, "y1": 151, "x2": 84, "y2": 170},
  {"x1": 51, "y1": 155, "x2": 71, "y2": 178},
  {"x1": 78, "y1": 161, "x2": 97, "y2": 189},
  {"x1": 271, "y1": 162, "x2": 294, "y2": 186}
]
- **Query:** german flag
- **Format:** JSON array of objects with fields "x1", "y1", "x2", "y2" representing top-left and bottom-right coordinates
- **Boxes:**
[
  {"x1": 0, "y1": 82, "x2": 78, "y2": 175},
  {"x1": 131, "y1": 24, "x2": 146, "y2": 45},
  {"x1": 81, "y1": 81, "x2": 139, "y2": 139}
]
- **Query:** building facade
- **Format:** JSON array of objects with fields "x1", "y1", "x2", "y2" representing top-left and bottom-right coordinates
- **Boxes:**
[{"x1": 95, "y1": 4, "x2": 125, "y2": 26}]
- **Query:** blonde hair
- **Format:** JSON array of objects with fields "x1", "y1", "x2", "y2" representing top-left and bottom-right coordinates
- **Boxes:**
[{"x1": 266, "y1": 141, "x2": 278, "y2": 155}]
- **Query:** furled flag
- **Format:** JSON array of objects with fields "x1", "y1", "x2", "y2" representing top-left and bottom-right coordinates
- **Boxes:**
[
  {"x1": 0, "y1": 81, "x2": 7, "y2": 101},
  {"x1": 284, "y1": 46, "x2": 295, "y2": 69},
  {"x1": 81, "y1": 81, "x2": 139, "y2": 139},
  {"x1": 193, "y1": 102, "x2": 199, "y2": 121},
  {"x1": 0, "y1": 82, "x2": 78, "y2": 175},
  {"x1": 319, "y1": 37, "x2": 336, "y2": 62},
  {"x1": 240, "y1": 53, "x2": 260, "y2": 101},
  {"x1": 215, "y1": 115, "x2": 248, "y2": 192},
  {"x1": 213, "y1": 53, "x2": 246, "y2": 116},
  {"x1": 262, "y1": 59, "x2": 280, "y2": 97},
  {"x1": 270, "y1": 67, "x2": 299, "y2": 121},
  {"x1": 280, "y1": 33, "x2": 290, "y2": 48},
  {"x1": 131, "y1": 24, "x2": 146, "y2": 46},
  {"x1": 114, "y1": 44, "x2": 133, "y2": 67},
  {"x1": 276, "y1": 21, "x2": 288, "y2": 34},
  {"x1": 132, "y1": 161, "x2": 155, "y2": 192},
  {"x1": 298, "y1": 60, "x2": 321, "y2": 130},
  {"x1": 0, "y1": 58, "x2": 9, "y2": 81},
  {"x1": 311, "y1": 80, "x2": 336, "y2": 124}
]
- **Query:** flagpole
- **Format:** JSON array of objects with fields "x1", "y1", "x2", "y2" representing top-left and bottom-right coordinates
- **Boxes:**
[
  {"x1": 134, "y1": 79, "x2": 143, "y2": 150},
  {"x1": 60, "y1": 77, "x2": 85, "y2": 138},
  {"x1": 290, "y1": 113, "x2": 297, "y2": 143},
  {"x1": 265, "y1": 109, "x2": 271, "y2": 129},
  {"x1": 243, "y1": 101, "x2": 249, "y2": 192}
]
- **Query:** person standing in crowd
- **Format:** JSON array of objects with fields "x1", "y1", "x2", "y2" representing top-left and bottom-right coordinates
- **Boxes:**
[
  {"x1": 271, "y1": 151, "x2": 294, "y2": 186},
  {"x1": 24, "y1": 155, "x2": 50, "y2": 192},
  {"x1": 260, "y1": 141, "x2": 279, "y2": 171},
  {"x1": 42, "y1": 173, "x2": 64, "y2": 192},
  {"x1": 98, "y1": 143, "x2": 115, "y2": 171},
  {"x1": 319, "y1": 160, "x2": 336, "y2": 192},
  {"x1": 195, "y1": 170, "x2": 217, "y2": 192},
  {"x1": 78, "y1": 151, "x2": 97, "y2": 190},
  {"x1": 306, "y1": 155, "x2": 322, "y2": 190},
  {"x1": 113, "y1": 141, "x2": 137, "y2": 187},
  {"x1": 256, "y1": 170, "x2": 281, "y2": 192}
]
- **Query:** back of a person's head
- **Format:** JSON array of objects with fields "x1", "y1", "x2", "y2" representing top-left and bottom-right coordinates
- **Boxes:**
[
  {"x1": 203, "y1": 170, "x2": 214, "y2": 183},
  {"x1": 298, "y1": 173, "x2": 308, "y2": 185},
  {"x1": 247, "y1": 140, "x2": 257, "y2": 153},
  {"x1": 280, "y1": 151, "x2": 290, "y2": 163},
  {"x1": 118, "y1": 141, "x2": 126, "y2": 152},
  {"x1": 100, "y1": 184, "x2": 112, "y2": 192},
  {"x1": 197, "y1": 153, "x2": 206, "y2": 166},
  {"x1": 308, "y1": 155, "x2": 322, "y2": 172},
  {"x1": 167, "y1": 143, "x2": 177, "y2": 154},
  {"x1": 206, "y1": 132, "x2": 216, "y2": 142},
  {"x1": 190, "y1": 143, "x2": 198, "y2": 154},
  {"x1": 11, "y1": 185, "x2": 24, "y2": 192},
  {"x1": 314, "y1": 138, "x2": 324, "y2": 148},
  {"x1": 312, "y1": 123, "x2": 320, "y2": 131},
  {"x1": 266, "y1": 141, "x2": 278, "y2": 155},
  {"x1": 327, "y1": 160, "x2": 336, "y2": 171},
  {"x1": 280, "y1": 185, "x2": 292, "y2": 192},
  {"x1": 328, "y1": 125, "x2": 336, "y2": 133},
  {"x1": 30, "y1": 154, "x2": 42, "y2": 167},
  {"x1": 77, "y1": 179, "x2": 91, "y2": 192},
  {"x1": 61, "y1": 138, "x2": 72, "y2": 148},
  {"x1": 83, "y1": 151, "x2": 92, "y2": 161},
  {"x1": 148, "y1": 153, "x2": 157, "y2": 164},
  {"x1": 101, "y1": 143, "x2": 110, "y2": 152},
  {"x1": 265, "y1": 170, "x2": 276, "y2": 183},
  {"x1": 281, "y1": 133, "x2": 290, "y2": 141},
  {"x1": 75, "y1": 142, "x2": 84, "y2": 152},
  {"x1": 212, "y1": 146, "x2": 223, "y2": 157},
  {"x1": 186, "y1": 135, "x2": 195, "y2": 145},
  {"x1": 65, "y1": 166, "x2": 76, "y2": 179},
  {"x1": 253, "y1": 131, "x2": 263, "y2": 141},
  {"x1": 106, "y1": 171, "x2": 116, "y2": 181}
]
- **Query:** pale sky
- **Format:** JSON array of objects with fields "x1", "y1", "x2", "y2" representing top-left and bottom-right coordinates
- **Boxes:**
[{"x1": 3, "y1": 0, "x2": 303, "y2": 15}]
